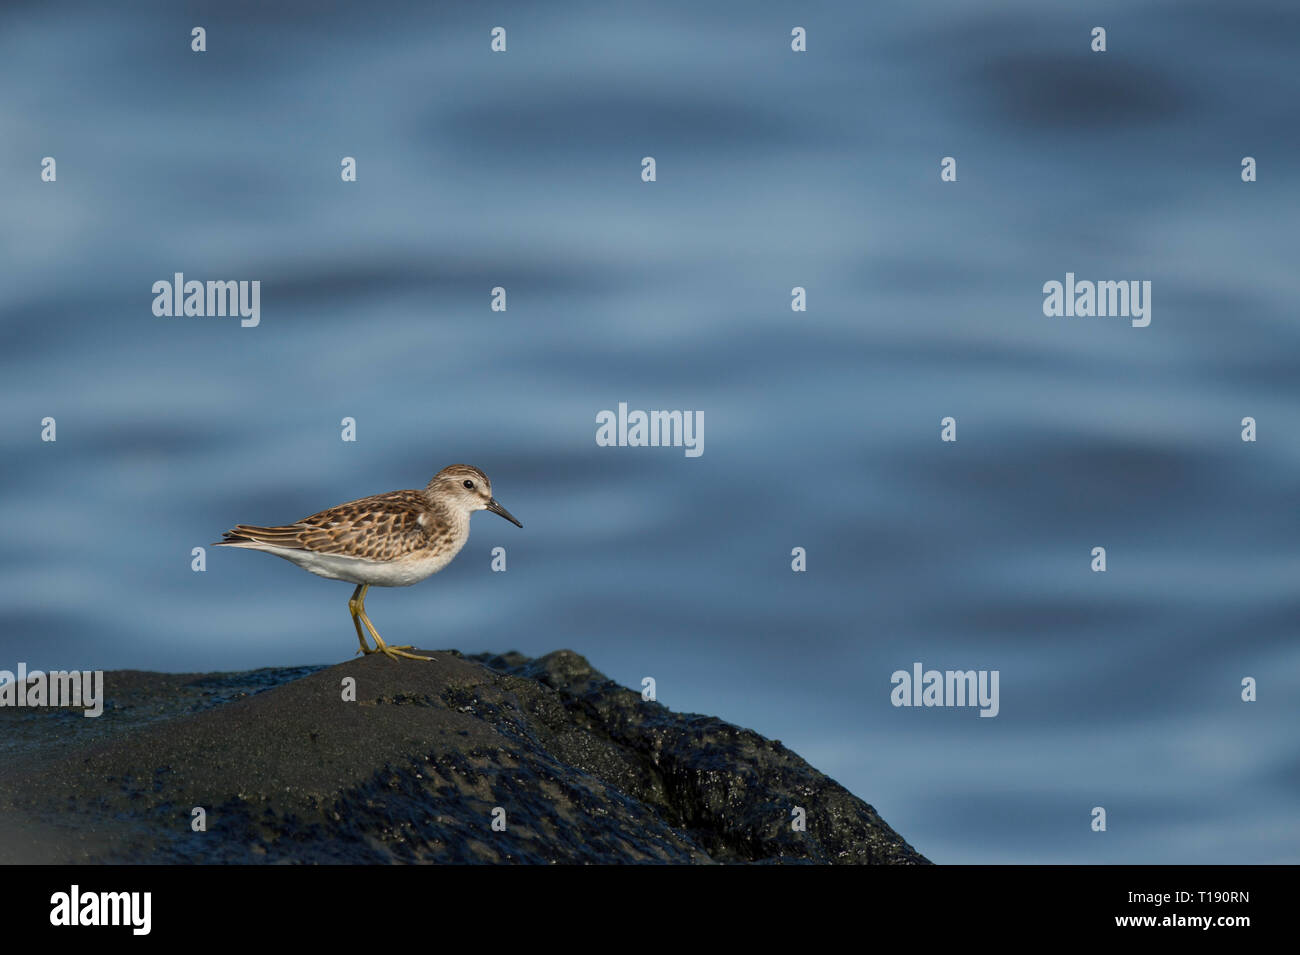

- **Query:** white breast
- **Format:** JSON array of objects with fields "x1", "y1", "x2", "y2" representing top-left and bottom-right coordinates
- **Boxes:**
[{"x1": 253, "y1": 542, "x2": 464, "y2": 587}]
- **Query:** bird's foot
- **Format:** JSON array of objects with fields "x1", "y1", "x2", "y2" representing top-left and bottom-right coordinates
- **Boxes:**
[
  {"x1": 380, "y1": 646, "x2": 434, "y2": 662},
  {"x1": 363, "y1": 644, "x2": 433, "y2": 662}
]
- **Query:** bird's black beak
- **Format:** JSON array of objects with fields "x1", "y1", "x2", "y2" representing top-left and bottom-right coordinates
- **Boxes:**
[{"x1": 486, "y1": 498, "x2": 522, "y2": 528}]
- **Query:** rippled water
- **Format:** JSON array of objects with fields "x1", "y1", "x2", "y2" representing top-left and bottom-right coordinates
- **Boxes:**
[{"x1": 1, "y1": 0, "x2": 1297, "y2": 863}]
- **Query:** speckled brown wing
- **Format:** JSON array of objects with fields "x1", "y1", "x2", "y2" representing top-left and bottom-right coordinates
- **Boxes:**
[{"x1": 224, "y1": 489, "x2": 435, "y2": 561}]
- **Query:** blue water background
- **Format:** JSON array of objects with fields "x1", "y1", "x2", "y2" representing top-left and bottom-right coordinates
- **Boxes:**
[{"x1": 2, "y1": 0, "x2": 1298, "y2": 863}]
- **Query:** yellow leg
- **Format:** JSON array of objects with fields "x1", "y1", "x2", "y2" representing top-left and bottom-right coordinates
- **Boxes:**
[
  {"x1": 349, "y1": 584, "x2": 372, "y2": 654},
  {"x1": 352, "y1": 584, "x2": 432, "y2": 662}
]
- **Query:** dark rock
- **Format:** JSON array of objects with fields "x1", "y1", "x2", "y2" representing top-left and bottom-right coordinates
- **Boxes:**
[{"x1": 0, "y1": 650, "x2": 928, "y2": 864}]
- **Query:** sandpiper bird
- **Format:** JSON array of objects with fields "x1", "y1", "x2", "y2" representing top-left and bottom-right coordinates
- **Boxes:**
[{"x1": 216, "y1": 464, "x2": 521, "y2": 661}]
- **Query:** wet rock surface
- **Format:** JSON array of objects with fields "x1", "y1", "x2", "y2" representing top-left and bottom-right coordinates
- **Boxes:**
[{"x1": 0, "y1": 650, "x2": 928, "y2": 864}]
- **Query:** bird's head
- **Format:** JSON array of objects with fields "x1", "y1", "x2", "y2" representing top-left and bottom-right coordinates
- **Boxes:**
[{"x1": 427, "y1": 464, "x2": 522, "y2": 527}]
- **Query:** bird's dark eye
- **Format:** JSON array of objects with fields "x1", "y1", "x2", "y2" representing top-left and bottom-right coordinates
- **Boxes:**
[{"x1": 463, "y1": 480, "x2": 475, "y2": 489}]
